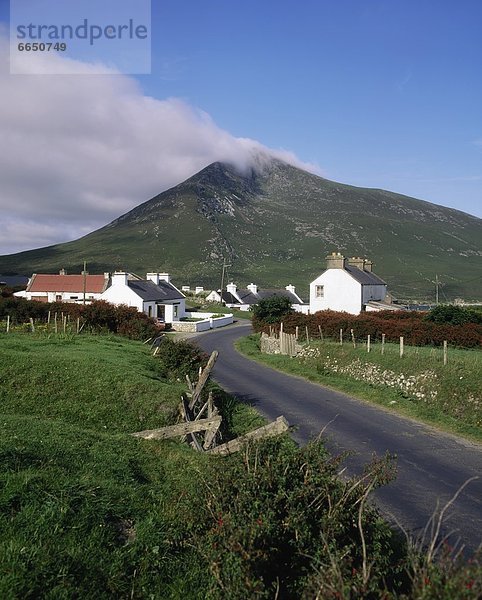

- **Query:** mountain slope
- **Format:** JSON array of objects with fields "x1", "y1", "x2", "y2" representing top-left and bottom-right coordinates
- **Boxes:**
[{"x1": 1, "y1": 160, "x2": 481, "y2": 300}]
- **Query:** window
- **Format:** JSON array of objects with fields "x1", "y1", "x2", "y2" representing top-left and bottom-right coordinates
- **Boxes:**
[
  {"x1": 173, "y1": 305, "x2": 179, "y2": 318},
  {"x1": 148, "y1": 305, "x2": 152, "y2": 317},
  {"x1": 56, "y1": 294, "x2": 62, "y2": 301},
  {"x1": 315, "y1": 285, "x2": 324, "y2": 298}
]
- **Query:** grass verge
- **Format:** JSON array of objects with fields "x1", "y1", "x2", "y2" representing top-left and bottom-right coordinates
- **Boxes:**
[{"x1": 237, "y1": 334, "x2": 482, "y2": 443}]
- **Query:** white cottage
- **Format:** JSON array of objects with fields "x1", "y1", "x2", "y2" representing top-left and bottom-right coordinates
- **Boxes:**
[
  {"x1": 15, "y1": 270, "x2": 109, "y2": 303},
  {"x1": 309, "y1": 253, "x2": 392, "y2": 315},
  {"x1": 207, "y1": 283, "x2": 307, "y2": 312},
  {"x1": 100, "y1": 272, "x2": 186, "y2": 323}
]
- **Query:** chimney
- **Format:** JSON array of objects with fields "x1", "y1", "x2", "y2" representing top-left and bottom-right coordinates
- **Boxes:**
[
  {"x1": 347, "y1": 256, "x2": 365, "y2": 270},
  {"x1": 112, "y1": 271, "x2": 128, "y2": 286},
  {"x1": 326, "y1": 252, "x2": 346, "y2": 269},
  {"x1": 59, "y1": 268, "x2": 67, "y2": 275},
  {"x1": 247, "y1": 283, "x2": 258, "y2": 294},
  {"x1": 158, "y1": 273, "x2": 170, "y2": 283},
  {"x1": 146, "y1": 272, "x2": 160, "y2": 285},
  {"x1": 227, "y1": 282, "x2": 237, "y2": 295},
  {"x1": 363, "y1": 259, "x2": 373, "y2": 272},
  {"x1": 285, "y1": 284, "x2": 296, "y2": 294}
]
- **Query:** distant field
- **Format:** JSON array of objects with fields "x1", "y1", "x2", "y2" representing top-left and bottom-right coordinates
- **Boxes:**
[{"x1": 238, "y1": 335, "x2": 482, "y2": 442}]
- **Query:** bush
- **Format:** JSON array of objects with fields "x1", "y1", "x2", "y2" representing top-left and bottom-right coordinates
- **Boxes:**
[
  {"x1": 0, "y1": 298, "x2": 158, "y2": 340},
  {"x1": 153, "y1": 337, "x2": 208, "y2": 379},
  {"x1": 194, "y1": 438, "x2": 405, "y2": 599},
  {"x1": 425, "y1": 304, "x2": 482, "y2": 325},
  {"x1": 251, "y1": 295, "x2": 294, "y2": 324},
  {"x1": 253, "y1": 309, "x2": 482, "y2": 348}
]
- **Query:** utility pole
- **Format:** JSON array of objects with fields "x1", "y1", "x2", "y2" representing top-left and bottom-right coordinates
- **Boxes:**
[
  {"x1": 435, "y1": 274, "x2": 439, "y2": 305},
  {"x1": 83, "y1": 260, "x2": 87, "y2": 305},
  {"x1": 219, "y1": 258, "x2": 231, "y2": 305}
]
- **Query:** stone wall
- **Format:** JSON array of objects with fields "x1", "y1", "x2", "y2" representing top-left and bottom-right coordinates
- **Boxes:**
[{"x1": 260, "y1": 332, "x2": 302, "y2": 356}]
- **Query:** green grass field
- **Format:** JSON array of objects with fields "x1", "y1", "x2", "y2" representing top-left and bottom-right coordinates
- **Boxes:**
[
  {"x1": 238, "y1": 335, "x2": 482, "y2": 442},
  {"x1": 0, "y1": 333, "x2": 260, "y2": 598}
]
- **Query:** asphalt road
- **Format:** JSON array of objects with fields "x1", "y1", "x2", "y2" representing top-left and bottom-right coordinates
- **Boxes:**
[{"x1": 194, "y1": 321, "x2": 482, "y2": 555}]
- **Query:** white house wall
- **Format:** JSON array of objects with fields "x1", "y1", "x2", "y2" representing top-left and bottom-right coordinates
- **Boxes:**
[
  {"x1": 310, "y1": 270, "x2": 362, "y2": 315},
  {"x1": 100, "y1": 285, "x2": 143, "y2": 311}
]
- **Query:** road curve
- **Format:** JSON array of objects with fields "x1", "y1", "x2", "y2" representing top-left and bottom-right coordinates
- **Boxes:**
[{"x1": 194, "y1": 321, "x2": 482, "y2": 554}]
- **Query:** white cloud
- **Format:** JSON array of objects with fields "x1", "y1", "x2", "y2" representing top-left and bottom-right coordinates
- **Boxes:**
[{"x1": 0, "y1": 33, "x2": 319, "y2": 255}]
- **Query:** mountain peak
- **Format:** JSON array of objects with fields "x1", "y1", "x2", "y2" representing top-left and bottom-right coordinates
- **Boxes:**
[{"x1": 0, "y1": 160, "x2": 480, "y2": 300}]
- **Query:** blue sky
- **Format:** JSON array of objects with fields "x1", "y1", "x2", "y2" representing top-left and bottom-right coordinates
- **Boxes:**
[
  {"x1": 144, "y1": 0, "x2": 482, "y2": 216},
  {"x1": 0, "y1": 0, "x2": 481, "y2": 255}
]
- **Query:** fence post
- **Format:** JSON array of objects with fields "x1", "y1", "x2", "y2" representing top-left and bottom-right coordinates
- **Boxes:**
[
  {"x1": 400, "y1": 336, "x2": 404, "y2": 358},
  {"x1": 77, "y1": 317, "x2": 80, "y2": 334},
  {"x1": 6, "y1": 315, "x2": 10, "y2": 333},
  {"x1": 350, "y1": 328, "x2": 356, "y2": 348},
  {"x1": 295, "y1": 326, "x2": 299, "y2": 340},
  {"x1": 367, "y1": 334, "x2": 371, "y2": 353},
  {"x1": 381, "y1": 333, "x2": 385, "y2": 355},
  {"x1": 339, "y1": 328, "x2": 343, "y2": 345},
  {"x1": 318, "y1": 325, "x2": 323, "y2": 341},
  {"x1": 305, "y1": 325, "x2": 310, "y2": 343},
  {"x1": 443, "y1": 340, "x2": 448, "y2": 365},
  {"x1": 54, "y1": 313, "x2": 58, "y2": 334},
  {"x1": 29, "y1": 317, "x2": 35, "y2": 333}
]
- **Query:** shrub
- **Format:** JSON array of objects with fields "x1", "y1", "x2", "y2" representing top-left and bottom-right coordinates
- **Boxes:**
[
  {"x1": 253, "y1": 309, "x2": 482, "y2": 348},
  {"x1": 425, "y1": 304, "x2": 482, "y2": 325},
  {"x1": 153, "y1": 337, "x2": 208, "y2": 379},
  {"x1": 251, "y1": 295, "x2": 294, "y2": 324},
  {"x1": 0, "y1": 298, "x2": 158, "y2": 340}
]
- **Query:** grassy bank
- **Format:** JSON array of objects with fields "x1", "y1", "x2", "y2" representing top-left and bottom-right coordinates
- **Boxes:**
[
  {"x1": 0, "y1": 333, "x2": 260, "y2": 598},
  {"x1": 237, "y1": 334, "x2": 482, "y2": 443},
  {"x1": 1, "y1": 333, "x2": 480, "y2": 598}
]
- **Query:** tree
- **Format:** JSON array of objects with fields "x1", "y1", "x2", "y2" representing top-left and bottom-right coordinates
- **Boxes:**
[{"x1": 251, "y1": 295, "x2": 294, "y2": 324}]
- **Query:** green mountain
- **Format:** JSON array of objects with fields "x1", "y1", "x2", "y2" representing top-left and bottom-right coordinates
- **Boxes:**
[{"x1": 1, "y1": 160, "x2": 481, "y2": 301}]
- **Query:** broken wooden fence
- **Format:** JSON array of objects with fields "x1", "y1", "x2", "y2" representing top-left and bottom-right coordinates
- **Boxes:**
[{"x1": 132, "y1": 347, "x2": 290, "y2": 455}]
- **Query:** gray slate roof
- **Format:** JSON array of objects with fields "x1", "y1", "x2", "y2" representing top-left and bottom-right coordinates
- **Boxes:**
[
  {"x1": 128, "y1": 280, "x2": 184, "y2": 302},
  {"x1": 232, "y1": 289, "x2": 303, "y2": 305},
  {"x1": 344, "y1": 266, "x2": 386, "y2": 286},
  {"x1": 221, "y1": 291, "x2": 238, "y2": 304}
]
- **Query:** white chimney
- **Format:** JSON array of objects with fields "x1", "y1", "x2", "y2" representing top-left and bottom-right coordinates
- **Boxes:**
[
  {"x1": 146, "y1": 273, "x2": 160, "y2": 285},
  {"x1": 247, "y1": 283, "x2": 258, "y2": 294},
  {"x1": 227, "y1": 282, "x2": 237, "y2": 295},
  {"x1": 195, "y1": 286, "x2": 204, "y2": 294},
  {"x1": 112, "y1": 272, "x2": 128, "y2": 286},
  {"x1": 158, "y1": 273, "x2": 170, "y2": 283},
  {"x1": 285, "y1": 284, "x2": 296, "y2": 294}
]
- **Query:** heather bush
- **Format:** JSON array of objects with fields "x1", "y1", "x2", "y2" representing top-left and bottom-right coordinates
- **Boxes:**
[
  {"x1": 253, "y1": 309, "x2": 482, "y2": 348},
  {"x1": 0, "y1": 297, "x2": 158, "y2": 340}
]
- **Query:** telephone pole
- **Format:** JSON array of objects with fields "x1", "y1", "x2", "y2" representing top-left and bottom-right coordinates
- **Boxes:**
[
  {"x1": 83, "y1": 260, "x2": 87, "y2": 305},
  {"x1": 219, "y1": 258, "x2": 231, "y2": 305}
]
